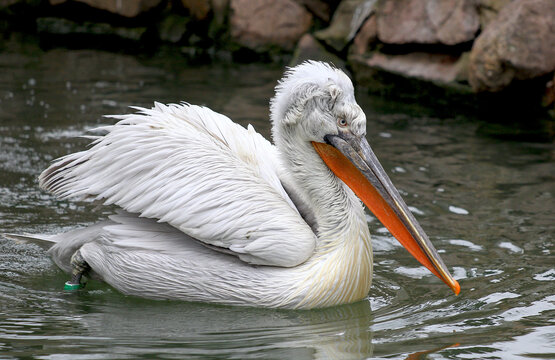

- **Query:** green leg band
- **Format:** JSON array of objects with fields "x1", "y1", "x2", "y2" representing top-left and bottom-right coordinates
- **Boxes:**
[
  {"x1": 64, "y1": 282, "x2": 85, "y2": 291},
  {"x1": 64, "y1": 250, "x2": 90, "y2": 291}
]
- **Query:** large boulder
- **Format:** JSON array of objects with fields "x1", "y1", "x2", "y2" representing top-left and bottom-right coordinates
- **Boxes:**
[
  {"x1": 468, "y1": 0, "x2": 555, "y2": 92},
  {"x1": 376, "y1": 0, "x2": 480, "y2": 45},
  {"x1": 230, "y1": 0, "x2": 312, "y2": 52},
  {"x1": 49, "y1": 0, "x2": 163, "y2": 17}
]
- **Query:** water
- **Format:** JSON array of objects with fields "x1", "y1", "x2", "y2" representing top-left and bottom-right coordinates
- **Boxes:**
[{"x1": 1, "y1": 39, "x2": 554, "y2": 359}]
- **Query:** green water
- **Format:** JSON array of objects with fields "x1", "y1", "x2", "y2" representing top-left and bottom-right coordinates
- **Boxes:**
[{"x1": 0, "y1": 40, "x2": 554, "y2": 359}]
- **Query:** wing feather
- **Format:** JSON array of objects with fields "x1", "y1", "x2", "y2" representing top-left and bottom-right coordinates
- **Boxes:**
[{"x1": 39, "y1": 103, "x2": 316, "y2": 267}]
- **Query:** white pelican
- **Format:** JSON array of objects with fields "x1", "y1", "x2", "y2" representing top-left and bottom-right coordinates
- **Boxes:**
[{"x1": 16, "y1": 61, "x2": 460, "y2": 309}]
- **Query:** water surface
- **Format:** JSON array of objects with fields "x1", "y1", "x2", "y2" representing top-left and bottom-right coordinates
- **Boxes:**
[{"x1": 1, "y1": 40, "x2": 554, "y2": 359}]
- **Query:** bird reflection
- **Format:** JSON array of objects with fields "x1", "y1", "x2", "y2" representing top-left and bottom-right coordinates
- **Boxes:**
[{"x1": 67, "y1": 294, "x2": 374, "y2": 359}]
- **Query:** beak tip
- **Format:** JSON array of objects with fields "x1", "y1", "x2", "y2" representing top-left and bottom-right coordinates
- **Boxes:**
[{"x1": 451, "y1": 280, "x2": 461, "y2": 295}]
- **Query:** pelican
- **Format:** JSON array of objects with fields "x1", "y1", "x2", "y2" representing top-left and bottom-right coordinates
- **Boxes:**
[{"x1": 11, "y1": 61, "x2": 460, "y2": 309}]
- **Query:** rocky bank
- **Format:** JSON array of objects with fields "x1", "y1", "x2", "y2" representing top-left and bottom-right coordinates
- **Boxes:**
[{"x1": 1, "y1": 0, "x2": 554, "y2": 120}]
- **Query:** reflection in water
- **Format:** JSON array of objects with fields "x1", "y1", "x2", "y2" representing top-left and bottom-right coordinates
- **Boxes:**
[
  {"x1": 404, "y1": 343, "x2": 459, "y2": 360},
  {"x1": 1, "y1": 39, "x2": 554, "y2": 359},
  {"x1": 1, "y1": 280, "x2": 374, "y2": 359},
  {"x1": 88, "y1": 299, "x2": 374, "y2": 359}
]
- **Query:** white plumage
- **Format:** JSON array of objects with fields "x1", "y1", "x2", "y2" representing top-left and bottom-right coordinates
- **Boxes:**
[
  {"x1": 26, "y1": 61, "x2": 459, "y2": 309},
  {"x1": 41, "y1": 103, "x2": 315, "y2": 268}
]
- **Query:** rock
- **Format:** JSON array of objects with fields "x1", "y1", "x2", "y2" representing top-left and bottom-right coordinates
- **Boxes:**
[
  {"x1": 0, "y1": 0, "x2": 20, "y2": 7},
  {"x1": 544, "y1": 74, "x2": 555, "y2": 108},
  {"x1": 181, "y1": 0, "x2": 211, "y2": 21},
  {"x1": 544, "y1": 75, "x2": 555, "y2": 119},
  {"x1": 350, "y1": 52, "x2": 469, "y2": 86},
  {"x1": 1, "y1": 0, "x2": 41, "y2": 8},
  {"x1": 314, "y1": 0, "x2": 376, "y2": 52},
  {"x1": 36, "y1": 17, "x2": 147, "y2": 40},
  {"x1": 475, "y1": 0, "x2": 512, "y2": 29},
  {"x1": 294, "y1": 0, "x2": 334, "y2": 22},
  {"x1": 468, "y1": 0, "x2": 555, "y2": 92},
  {"x1": 230, "y1": 0, "x2": 312, "y2": 52},
  {"x1": 49, "y1": 0, "x2": 163, "y2": 18},
  {"x1": 351, "y1": 14, "x2": 376, "y2": 55},
  {"x1": 290, "y1": 33, "x2": 346, "y2": 70},
  {"x1": 211, "y1": 0, "x2": 229, "y2": 29},
  {"x1": 158, "y1": 14, "x2": 189, "y2": 43},
  {"x1": 376, "y1": 0, "x2": 480, "y2": 45}
]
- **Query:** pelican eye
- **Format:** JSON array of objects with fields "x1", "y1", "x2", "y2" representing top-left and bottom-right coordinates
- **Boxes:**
[{"x1": 337, "y1": 117, "x2": 348, "y2": 127}]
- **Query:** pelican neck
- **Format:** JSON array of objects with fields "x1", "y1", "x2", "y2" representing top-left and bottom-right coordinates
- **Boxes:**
[{"x1": 275, "y1": 130, "x2": 368, "y2": 250}]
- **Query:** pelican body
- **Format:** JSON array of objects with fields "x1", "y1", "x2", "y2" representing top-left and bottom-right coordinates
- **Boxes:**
[{"x1": 24, "y1": 62, "x2": 458, "y2": 309}]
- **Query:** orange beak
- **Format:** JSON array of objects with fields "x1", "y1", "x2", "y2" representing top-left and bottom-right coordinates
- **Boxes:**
[{"x1": 313, "y1": 133, "x2": 460, "y2": 295}]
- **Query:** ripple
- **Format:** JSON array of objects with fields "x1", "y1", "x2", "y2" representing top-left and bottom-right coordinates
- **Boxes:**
[
  {"x1": 533, "y1": 269, "x2": 555, "y2": 281},
  {"x1": 448, "y1": 205, "x2": 469, "y2": 215},
  {"x1": 408, "y1": 206, "x2": 425, "y2": 215},
  {"x1": 498, "y1": 241, "x2": 524, "y2": 254},
  {"x1": 101, "y1": 99, "x2": 118, "y2": 107},
  {"x1": 488, "y1": 325, "x2": 555, "y2": 359},
  {"x1": 499, "y1": 295, "x2": 555, "y2": 322},
  {"x1": 479, "y1": 292, "x2": 521, "y2": 305},
  {"x1": 371, "y1": 234, "x2": 401, "y2": 252},
  {"x1": 447, "y1": 239, "x2": 483, "y2": 251},
  {"x1": 393, "y1": 266, "x2": 430, "y2": 279},
  {"x1": 36, "y1": 127, "x2": 92, "y2": 141},
  {"x1": 452, "y1": 266, "x2": 467, "y2": 280}
]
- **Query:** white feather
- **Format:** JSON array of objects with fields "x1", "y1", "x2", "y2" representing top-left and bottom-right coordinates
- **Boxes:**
[{"x1": 40, "y1": 103, "x2": 316, "y2": 267}]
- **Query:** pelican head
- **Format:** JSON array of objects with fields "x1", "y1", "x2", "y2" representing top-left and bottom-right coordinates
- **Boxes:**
[
  {"x1": 270, "y1": 61, "x2": 364, "y2": 144},
  {"x1": 270, "y1": 61, "x2": 460, "y2": 295}
]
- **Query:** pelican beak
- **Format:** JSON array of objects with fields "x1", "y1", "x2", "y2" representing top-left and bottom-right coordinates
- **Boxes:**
[{"x1": 312, "y1": 132, "x2": 460, "y2": 295}]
